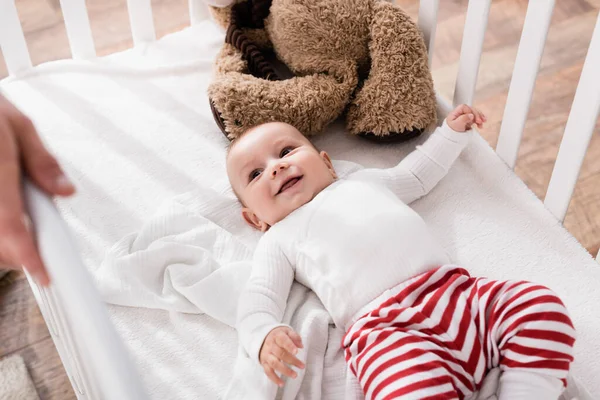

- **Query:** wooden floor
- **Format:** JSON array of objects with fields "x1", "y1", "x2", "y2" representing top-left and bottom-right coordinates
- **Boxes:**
[{"x1": 0, "y1": 0, "x2": 598, "y2": 398}]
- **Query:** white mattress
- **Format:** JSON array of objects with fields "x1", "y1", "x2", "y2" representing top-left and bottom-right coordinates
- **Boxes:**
[{"x1": 1, "y1": 20, "x2": 598, "y2": 399}]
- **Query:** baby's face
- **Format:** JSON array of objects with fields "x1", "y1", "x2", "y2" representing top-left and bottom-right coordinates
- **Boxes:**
[{"x1": 227, "y1": 122, "x2": 337, "y2": 231}]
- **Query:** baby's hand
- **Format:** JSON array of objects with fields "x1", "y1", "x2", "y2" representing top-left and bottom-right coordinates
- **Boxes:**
[
  {"x1": 446, "y1": 104, "x2": 486, "y2": 132},
  {"x1": 259, "y1": 326, "x2": 305, "y2": 387}
]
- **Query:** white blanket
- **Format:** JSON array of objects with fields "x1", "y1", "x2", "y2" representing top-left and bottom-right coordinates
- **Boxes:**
[
  {"x1": 95, "y1": 166, "x2": 365, "y2": 399},
  {"x1": 0, "y1": 20, "x2": 597, "y2": 400}
]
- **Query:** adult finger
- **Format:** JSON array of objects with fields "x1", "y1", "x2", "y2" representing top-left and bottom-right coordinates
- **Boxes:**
[
  {"x1": 0, "y1": 117, "x2": 51, "y2": 285},
  {"x1": 2, "y1": 224, "x2": 49, "y2": 285},
  {"x1": 0, "y1": 118, "x2": 22, "y2": 221},
  {"x1": 0, "y1": 121, "x2": 23, "y2": 261},
  {"x1": 12, "y1": 115, "x2": 75, "y2": 197}
]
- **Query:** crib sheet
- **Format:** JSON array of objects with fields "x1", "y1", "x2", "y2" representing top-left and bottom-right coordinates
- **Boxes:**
[{"x1": 1, "y1": 20, "x2": 598, "y2": 399}]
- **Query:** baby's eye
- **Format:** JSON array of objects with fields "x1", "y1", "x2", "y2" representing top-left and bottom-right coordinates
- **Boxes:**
[
  {"x1": 280, "y1": 146, "x2": 295, "y2": 157},
  {"x1": 249, "y1": 169, "x2": 262, "y2": 182}
]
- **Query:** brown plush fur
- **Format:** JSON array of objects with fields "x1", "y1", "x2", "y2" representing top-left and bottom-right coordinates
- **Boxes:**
[
  {"x1": 346, "y1": 1, "x2": 437, "y2": 136},
  {"x1": 208, "y1": 44, "x2": 355, "y2": 139},
  {"x1": 209, "y1": 4, "x2": 232, "y2": 27},
  {"x1": 241, "y1": 28, "x2": 272, "y2": 50},
  {"x1": 208, "y1": 0, "x2": 436, "y2": 141}
]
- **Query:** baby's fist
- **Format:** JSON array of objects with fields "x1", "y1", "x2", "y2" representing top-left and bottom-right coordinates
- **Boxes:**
[
  {"x1": 446, "y1": 104, "x2": 486, "y2": 132},
  {"x1": 259, "y1": 326, "x2": 305, "y2": 387}
]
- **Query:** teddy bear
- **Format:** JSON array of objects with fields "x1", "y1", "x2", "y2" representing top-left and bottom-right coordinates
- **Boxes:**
[{"x1": 206, "y1": 0, "x2": 437, "y2": 142}]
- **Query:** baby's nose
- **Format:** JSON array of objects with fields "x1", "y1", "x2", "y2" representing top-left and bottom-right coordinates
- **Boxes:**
[{"x1": 271, "y1": 163, "x2": 289, "y2": 178}]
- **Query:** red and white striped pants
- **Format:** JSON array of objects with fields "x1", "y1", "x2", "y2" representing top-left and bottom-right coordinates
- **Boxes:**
[{"x1": 342, "y1": 265, "x2": 575, "y2": 400}]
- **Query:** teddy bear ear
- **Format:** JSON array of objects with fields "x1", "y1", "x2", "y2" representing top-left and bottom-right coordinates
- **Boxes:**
[{"x1": 209, "y1": 99, "x2": 230, "y2": 140}]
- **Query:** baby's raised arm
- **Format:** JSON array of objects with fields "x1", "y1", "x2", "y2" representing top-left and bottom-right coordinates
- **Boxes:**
[
  {"x1": 348, "y1": 104, "x2": 485, "y2": 204},
  {"x1": 236, "y1": 234, "x2": 304, "y2": 386}
]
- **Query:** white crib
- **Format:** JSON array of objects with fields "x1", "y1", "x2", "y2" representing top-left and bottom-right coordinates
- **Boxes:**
[{"x1": 1, "y1": 0, "x2": 599, "y2": 399}]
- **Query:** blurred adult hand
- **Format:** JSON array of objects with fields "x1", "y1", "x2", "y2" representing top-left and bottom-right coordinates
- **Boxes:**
[{"x1": 0, "y1": 93, "x2": 75, "y2": 286}]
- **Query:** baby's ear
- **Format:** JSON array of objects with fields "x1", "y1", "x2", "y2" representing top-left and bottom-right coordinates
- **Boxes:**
[
  {"x1": 242, "y1": 208, "x2": 269, "y2": 231},
  {"x1": 320, "y1": 151, "x2": 337, "y2": 179}
]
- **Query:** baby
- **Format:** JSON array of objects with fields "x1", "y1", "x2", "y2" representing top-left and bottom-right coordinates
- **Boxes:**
[{"x1": 226, "y1": 105, "x2": 575, "y2": 400}]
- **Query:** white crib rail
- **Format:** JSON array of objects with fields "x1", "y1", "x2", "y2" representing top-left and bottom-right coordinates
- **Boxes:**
[
  {"x1": 452, "y1": 0, "x2": 492, "y2": 107},
  {"x1": 0, "y1": 0, "x2": 212, "y2": 67},
  {"x1": 189, "y1": 0, "x2": 210, "y2": 25},
  {"x1": 0, "y1": 0, "x2": 32, "y2": 75},
  {"x1": 126, "y1": 0, "x2": 156, "y2": 45},
  {"x1": 23, "y1": 180, "x2": 149, "y2": 400},
  {"x1": 416, "y1": 0, "x2": 599, "y2": 247},
  {"x1": 544, "y1": 11, "x2": 600, "y2": 223},
  {"x1": 59, "y1": 0, "x2": 96, "y2": 59},
  {"x1": 417, "y1": 0, "x2": 440, "y2": 67},
  {"x1": 495, "y1": 0, "x2": 556, "y2": 169}
]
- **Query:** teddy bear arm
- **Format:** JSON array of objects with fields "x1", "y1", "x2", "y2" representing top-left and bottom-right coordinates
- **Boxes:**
[
  {"x1": 346, "y1": 1, "x2": 437, "y2": 141},
  {"x1": 208, "y1": 72, "x2": 355, "y2": 139}
]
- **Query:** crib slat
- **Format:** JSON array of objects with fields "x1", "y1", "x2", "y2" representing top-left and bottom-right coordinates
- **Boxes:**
[
  {"x1": 59, "y1": 0, "x2": 96, "y2": 59},
  {"x1": 495, "y1": 0, "x2": 555, "y2": 169},
  {"x1": 0, "y1": 0, "x2": 32, "y2": 75},
  {"x1": 126, "y1": 0, "x2": 156, "y2": 45},
  {"x1": 24, "y1": 181, "x2": 149, "y2": 399},
  {"x1": 418, "y1": 0, "x2": 440, "y2": 67},
  {"x1": 544, "y1": 12, "x2": 600, "y2": 223},
  {"x1": 452, "y1": 0, "x2": 492, "y2": 107},
  {"x1": 189, "y1": 0, "x2": 210, "y2": 25}
]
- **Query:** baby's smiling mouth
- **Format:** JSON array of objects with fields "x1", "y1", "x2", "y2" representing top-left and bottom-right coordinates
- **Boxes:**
[{"x1": 277, "y1": 175, "x2": 303, "y2": 194}]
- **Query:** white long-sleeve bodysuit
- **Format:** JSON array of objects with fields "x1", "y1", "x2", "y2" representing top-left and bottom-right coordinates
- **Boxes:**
[
  {"x1": 236, "y1": 123, "x2": 575, "y2": 400},
  {"x1": 236, "y1": 121, "x2": 470, "y2": 363}
]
